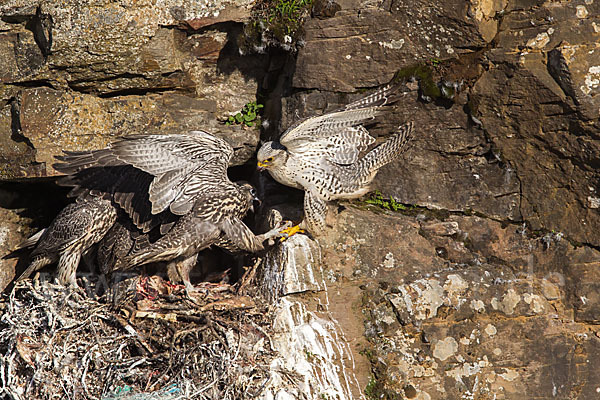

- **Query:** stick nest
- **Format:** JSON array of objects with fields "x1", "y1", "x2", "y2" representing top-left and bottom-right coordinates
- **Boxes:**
[{"x1": 0, "y1": 274, "x2": 277, "y2": 399}]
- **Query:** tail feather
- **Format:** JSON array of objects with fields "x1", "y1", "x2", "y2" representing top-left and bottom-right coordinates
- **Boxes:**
[
  {"x1": 17, "y1": 256, "x2": 54, "y2": 281},
  {"x1": 15, "y1": 229, "x2": 46, "y2": 250},
  {"x1": 342, "y1": 82, "x2": 404, "y2": 111},
  {"x1": 360, "y1": 122, "x2": 414, "y2": 174}
]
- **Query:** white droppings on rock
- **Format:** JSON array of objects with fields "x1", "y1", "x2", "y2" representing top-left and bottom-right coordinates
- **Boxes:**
[
  {"x1": 587, "y1": 196, "x2": 600, "y2": 208},
  {"x1": 264, "y1": 298, "x2": 358, "y2": 399},
  {"x1": 499, "y1": 369, "x2": 519, "y2": 382},
  {"x1": 446, "y1": 361, "x2": 479, "y2": 381},
  {"x1": 382, "y1": 252, "x2": 395, "y2": 269},
  {"x1": 484, "y1": 324, "x2": 497, "y2": 336},
  {"x1": 582, "y1": 66, "x2": 600, "y2": 94},
  {"x1": 523, "y1": 293, "x2": 545, "y2": 313},
  {"x1": 576, "y1": 5, "x2": 589, "y2": 18},
  {"x1": 261, "y1": 234, "x2": 323, "y2": 300},
  {"x1": 526, "y1": 32, "x2": 550, "y2": 49},
  {"x1": 470, "y1": 299, "x2": 485, "y2": 312},
  {"x1": 378, "y1": 39, "x2": 405, "y2": 49},
  {"x1": 433, "y1": 337, "x2": 458, "y2": 361}
]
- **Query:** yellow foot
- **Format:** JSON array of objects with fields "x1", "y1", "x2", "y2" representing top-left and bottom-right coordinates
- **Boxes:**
[{"x1": 279, "y1": 224, "x2": 305, "y2": 241}]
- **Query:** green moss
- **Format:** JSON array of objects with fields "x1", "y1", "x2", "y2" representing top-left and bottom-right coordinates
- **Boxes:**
[
  {"x1": 391, "y1": 60, "x2": 459, "y2": 102},
  {"x1": 240, "y1": 0, "x2": 313, "y2": 52},
  {"x1": 225, "y1": 101, "x2": 263, "y2": 127},
  {"x1": 364, "y1": 375, "x2": 402, "y2": 400},
  {"x1": 364, "y1": 377, "x2": 378, "y2": 399},
  {"x1": 392, "y1": 64, "x2": 441, "y2": 100},
  {"x1": 304, "y1": 349, "x2": 315, "y2": 361},
  {"x1": 359, "y1": 347, "x2": 374, "y2": 361},
  {"x1": 364, "y1": 191, "x2": 415, "y2": 212}
]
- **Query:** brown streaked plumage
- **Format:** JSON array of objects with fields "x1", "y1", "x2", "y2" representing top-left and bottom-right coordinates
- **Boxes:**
[
  {"x1": 54, "y1": 131, "x2": 287, "y2": 292},
  {"x1": 17, "y1": 196, "x2": 117, "y2": 286},
  {"x1": 107, "y1": 182, "x2": 286, "y2": 294}
]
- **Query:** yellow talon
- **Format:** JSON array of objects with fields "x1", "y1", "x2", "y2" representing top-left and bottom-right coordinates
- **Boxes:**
[{"x1": 280, "y1": 224, "x2": 305, "y2": 241}]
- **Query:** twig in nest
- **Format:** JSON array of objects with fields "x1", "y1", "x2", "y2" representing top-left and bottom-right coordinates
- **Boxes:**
[
  {"x1": 237, "y1": 257, "x2": 262, "y2": 295},
  {"x1": 1, "y1": 275, "x2": 278, "y2": 399},
  {"x1": 199, "y1": 296, "x2": 256, "y2": 312},
  {"x1": 250, "y1": 319, "x2": 275, "y2": 353},
  {"x1": 113, "y1": 315, "x2": 154, "y2": 354},
  {"x1": 173, "y1": 326, "x2": 210, "y2": 344},
  {"x1": 206, "y1": 314, "x2": 229, "y2": 349}
]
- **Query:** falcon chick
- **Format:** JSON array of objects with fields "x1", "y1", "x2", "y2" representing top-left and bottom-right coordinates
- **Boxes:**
[
  {"x1": 16, "y1": 195, "x2": 117, "y2": 286},
  {"x1": 54, "y1": 131, "x2": 287, "y2": 291},
  {"x1": 257, "y1": 84, "x2": 413, "y2": 235},
  {"x1": 112, "y1": 182, "x2": 286, "y2": 294}
]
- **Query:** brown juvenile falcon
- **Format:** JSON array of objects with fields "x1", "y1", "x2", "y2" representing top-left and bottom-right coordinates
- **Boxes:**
[
  {"x1": 16, "y1": 195, "x2": 116, "y2": 287},
  {"x1": 54, "y1": 131, "x2": 287, "y2": 292}
]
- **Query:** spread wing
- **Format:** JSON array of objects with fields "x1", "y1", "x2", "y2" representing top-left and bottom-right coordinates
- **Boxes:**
[
  {"x1": 104, "y1": 131, "x2": 234, "y2": 216},
  {"x1": 54, "y1": 131, "x2": 234, "y2": 232},
  {"x1": 220, "y1": 216, "x2": 265, "y2": 253},
  {"x1": 314, "y1": 126, "x2": 375, "y2": 165},
  {"x1": 279, "y1": 83, "x2": 398, "y2": 151},
  {"x1": 123, "y1": 219, "x2": 220, "y2": 269}
]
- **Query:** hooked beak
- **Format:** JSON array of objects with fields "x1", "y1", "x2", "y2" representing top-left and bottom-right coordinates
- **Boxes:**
[
  {"x1": 257, "y1": 161, "x2": 268, "y2": 171},
  {"x1": 250, "y1": 196, "x2": 261, "y2": 213}
]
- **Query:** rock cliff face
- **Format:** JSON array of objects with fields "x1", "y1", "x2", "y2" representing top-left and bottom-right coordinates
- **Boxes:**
[{"x1": 1, "y1": 0, "x2": 600, "y2": 398}]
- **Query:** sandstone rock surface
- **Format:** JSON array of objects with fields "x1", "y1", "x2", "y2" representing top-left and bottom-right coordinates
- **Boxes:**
[
  {"x1": 2, "y1": 0, "x2": 600, "y2": 398},
  {"x1": 0, "y1": 0, "x2": 264, "y2": 179}
]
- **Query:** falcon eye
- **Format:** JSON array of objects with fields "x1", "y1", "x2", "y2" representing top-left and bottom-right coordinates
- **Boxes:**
[
  {"x1": 250, "y1": 188, "x2": 257, "y2": 196},
  {"x1": 266, "y1": 157, "x2": 274, "y2": 162}
]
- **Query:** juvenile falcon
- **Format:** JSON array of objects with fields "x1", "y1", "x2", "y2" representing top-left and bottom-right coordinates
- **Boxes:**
[
  {"x1": 54, "y1": 131, "x2": 287, "y2": 291},
  {"x1": 53, "y1": 130, "x2": 240, "y2": 235},
  {"x1": 16, "y1": 195, "x2": 117, "y2": 286},
  {"x1": 257, "y1": 84, "x2": 413, "y2": 235},
  {"x1": 107, "y1": 182, "x2": 287, "y2": 294}
]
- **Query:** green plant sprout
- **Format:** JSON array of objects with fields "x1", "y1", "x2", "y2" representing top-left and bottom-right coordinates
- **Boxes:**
[
  {"x1": 226, "y1": 101, "x2": 263, "y2": 127},
  {"x1": 240, "y1": 0, "x2": 314, "y2": 52},
  {"x1": 266, "y1": 0, "x2": 312, "y2": 34},
  {"x1": 365, "y1": 190, "x2": 409, "y2": 211},
  {"x1": 364, "y1": 376, "x2": 378, "y2": 399}
]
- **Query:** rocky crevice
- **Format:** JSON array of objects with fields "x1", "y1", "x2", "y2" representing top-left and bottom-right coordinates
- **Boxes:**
[{"x1": 1, "y1": 0, "x2": 600, "y2": 398}]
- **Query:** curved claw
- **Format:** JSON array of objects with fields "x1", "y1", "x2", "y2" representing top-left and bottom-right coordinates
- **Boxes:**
[{"x1": 279, "y1": 224, "x2": 305, "y2": 241}]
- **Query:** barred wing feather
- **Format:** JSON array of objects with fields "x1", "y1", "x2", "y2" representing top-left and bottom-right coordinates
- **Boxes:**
[
  {"x1": 108, "y1": 131, "x2": 234, "y2": 215},
  {"x1": 54, "y1": 131, "x2": 234, "y2": 232},
  {"x1": 280, "y1": 83, "x2": 400, "y2": 150},
  {"x1": 280, "y1": 108, "x2": 381, "y2": 150}
]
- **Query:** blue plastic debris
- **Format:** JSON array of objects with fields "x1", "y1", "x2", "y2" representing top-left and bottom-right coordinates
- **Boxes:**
[{"x1": 101, "y1": 384, "x2": 182, "y2": 400}]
